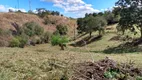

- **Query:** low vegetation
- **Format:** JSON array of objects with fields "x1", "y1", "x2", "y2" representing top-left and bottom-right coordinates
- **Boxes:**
[
  {"x1": 56, "y1": 24, "x2": 68, "y2": 35},
  {"x1": 6, "y1": 22, "x2": 51, "y2": 48},
  {"x1": 51, "y1": 35, "x2": 68, "y2": 50},
  {"x1": 0, "y1": 0, "x2": 142, "y2": 79}
]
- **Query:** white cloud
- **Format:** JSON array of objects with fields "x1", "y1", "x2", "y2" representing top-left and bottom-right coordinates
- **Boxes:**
[
  {"x1": 8, "y1": 7, "x2": 26, "y2": 12},
  {"x1": 0, "y1": 5, "x2": 7, "y2": 12},
  {"x1": 0, "y1": 5, "x2": 26, "y2": 12},
  {"x1": 41, "y1": 0, "x2": 100, "y2": 18}
]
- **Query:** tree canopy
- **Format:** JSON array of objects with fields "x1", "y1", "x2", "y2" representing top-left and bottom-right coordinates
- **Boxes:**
[
  {"x1": 116, "y1": 0, "x2": 142, "y2": 37},
  {"x1": 77, "y1": 16, "x2": 107, "y2": 37}
]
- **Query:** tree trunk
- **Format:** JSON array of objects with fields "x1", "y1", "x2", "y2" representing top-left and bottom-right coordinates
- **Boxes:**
[
  {"x1": 89, "y1": 32, "x2": 92, "y2": 38},
  {"x1": 122, "y1": 29, "x2": 125, "y2": 35},
  {"x1": 59, "y1": 44, "x2": 65, "y2": 50},
  {"x1": 99, "y1": 30, "x2": 101, "y2": 36},
  {"x1": 140, "y1": 27, "x2": 142, "y2": 38}
]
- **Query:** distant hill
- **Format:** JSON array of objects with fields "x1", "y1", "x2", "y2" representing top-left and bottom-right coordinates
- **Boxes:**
[{"x1": 0, "y1": 12, "x2": 77, "y2": 36}]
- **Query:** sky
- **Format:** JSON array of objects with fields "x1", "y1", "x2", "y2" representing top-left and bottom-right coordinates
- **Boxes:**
[{"x1": 0, "y1": 0, "x2": 118, "y2": 18}]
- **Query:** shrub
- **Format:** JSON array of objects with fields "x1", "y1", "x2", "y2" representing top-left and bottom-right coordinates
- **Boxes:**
[
  {"x1": 51, "y1": 35, "x2": 68, "y2": 50},
  {"x1": 23, "y1": 22, "x2": 35, "y2": 37},
  {"x1": 43, "y1": 17, "x2": 56, "y2": 25},
  {"x1": 9, "y1": 38, "x2": 20, "y2": 47},
  {"x1": 29, "y1": 36, "x2": 43, "y2": 46},
  {"x1": 51, "y1": 35, "x2": 60, "y2": 46},
  {"x1": 0, "y1": 29, "x2": 12, "y2": 47},
  {"x1": 41, "y1": 31, "x2": 51, "y2": 43},
  {"x1": 56, "y1": 24, "x2": 68, "y2": 35},
  {"x1": 23, "y1": 22, "x2": 44, "y2": 37},
  {"x1": 9, "y1": 34, "x2": 28, "y2": 48},
  {"x1": 16, "y1": 34, "x2": 28, "y2": 48},
  {"x1": 43, "y1": 18, "x2": 51, "y2": 25},
  {"x1": 34, "y1": 25, "x2": 44, "y2": 36},
  {"x1": 53, "y1": 30, "x2": 60, "y2": 35},
  {"x1": 0, "y1": 28, "x2": 12, "y2": 36}
]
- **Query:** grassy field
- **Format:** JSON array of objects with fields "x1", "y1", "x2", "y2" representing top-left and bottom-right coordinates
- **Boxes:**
[{"x1": 0, "y1": 25, "x2": 142, "y2": 79}]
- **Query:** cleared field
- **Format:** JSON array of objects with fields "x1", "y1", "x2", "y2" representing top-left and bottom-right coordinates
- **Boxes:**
[{"x1": 0, "y1": 25, "x2": 142, "y2": 79}]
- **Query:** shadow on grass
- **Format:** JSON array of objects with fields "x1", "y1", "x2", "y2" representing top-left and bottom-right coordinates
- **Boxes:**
[
  {"x1": 103, "y1": 39, "x2": 142, "y2": 54},
  {"x1": 70, "y1": 35, "x2": 102, "y2": 47},
  {"x1": 76, "y1": 33, "x2": 88, "y2": 39},
  {"x1": 70, "y1": 33, "x2": 88, "y2": 41},
  {"x1": 90, "y1": 51, "x2": 103, "y2": 53}
]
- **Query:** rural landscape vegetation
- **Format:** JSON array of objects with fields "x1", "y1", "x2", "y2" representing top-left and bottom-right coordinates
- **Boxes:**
[{"x1": 0, "y1": 0, "x2": 142, "y2": 80}]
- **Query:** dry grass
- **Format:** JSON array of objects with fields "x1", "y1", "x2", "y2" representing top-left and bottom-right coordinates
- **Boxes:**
[
  {"x1": 0, "y1": 32, "x2": 142, "y2": 66},
  {"x1": 0, "y1": 24, "x2": 142, "y2": 79},
  {"x1": 0, "y1": 13, "x2": 76, "y2": 36}
]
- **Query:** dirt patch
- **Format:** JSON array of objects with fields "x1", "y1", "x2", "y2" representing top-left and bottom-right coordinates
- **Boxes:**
[{"x1": 72, "y1": 58, "x2": 142, "y2": 80}]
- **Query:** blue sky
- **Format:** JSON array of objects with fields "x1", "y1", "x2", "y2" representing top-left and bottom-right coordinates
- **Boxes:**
[{"x1": 0, "y1": 0, "x2": 118, "y2": 18}]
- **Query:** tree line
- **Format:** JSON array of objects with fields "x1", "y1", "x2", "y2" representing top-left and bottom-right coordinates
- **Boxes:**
[
  {"x1": 77, "y1": 7, "x2": 121, "y2": 37},
  {"x1": 77, "y1": 0, "x2": 142, "y2": 39}
]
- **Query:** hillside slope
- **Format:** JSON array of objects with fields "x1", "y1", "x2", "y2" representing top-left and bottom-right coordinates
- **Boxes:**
[{"x1": 0, "y1": 12, "x2": 76, "y2": 36}]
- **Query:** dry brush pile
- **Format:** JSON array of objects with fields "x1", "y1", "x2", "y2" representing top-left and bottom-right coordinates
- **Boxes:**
[{"x1": 72, "y1": 57, "x2": 142, "y2": 80}]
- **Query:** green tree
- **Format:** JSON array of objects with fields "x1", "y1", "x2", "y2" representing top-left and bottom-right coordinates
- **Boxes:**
[
  {"x1": 95, "y1": 16, "x2": 107, "y2": 35},
  {"x1": 36, "y1": 8, "x2": 50, "y2": 18},
  {"x1": 77, "y1": 16, "x2": 107, "y2": 37},
  {"x1": 103, "y1": 11, "x2": 119, "y2": 25},
  {"x1": 77, "y1": 18, "x2": 86, "y2": 34},
  {"x1": 92, "y1": 13, "x2": 98, "y2": 17},
  {"x1": 51, "y1": 35, "x2": 68, "y2": 50},
  {"x1": 77, "y1": 16, "x2": 97, "y2": 37},
  {"x1": 85, "y1": 16, "x2": 98, "y2": 37},
  {"x1": 116, "y1": 0, "x2": 142, "y2": 37}
]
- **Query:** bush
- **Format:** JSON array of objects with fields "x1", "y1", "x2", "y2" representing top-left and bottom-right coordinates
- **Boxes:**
[
  {"x1": 23, "y1": 22, "x2": 44, "y2": 37},
  {"x1": 43, "y1": 17, "x2": 56, "y2": 25},
  {"x1": 51, "y1": 35, "x2": 60, "y2": 46},
  {"x1": 34, "y1": 25, "x2": 44, "y2": 36},
  {"x1": 9, "y1": 38, "x2": 20, "y2": 47},
  {"x1": 53, "y1": 30, "x2": 60, "y2": 35},
  {"x1": 9, "y1": 34, "x2": 28, "y2": 48},
  {"x1": 16, "y1": 34, "x2": 28, "y2": 48},
  {"x1": 56, "y1": 24, "x2": 68, "y2": 35},
  {"x1": 0, "y1": 29, "x2": 12, "y2": 47},
  {"x1": 51, "y1": 35, "x2": 68, "y2": 50},
  {"x1": 41, "y1": 32, "x2": 51, "y2": 43},
  {"x1": 0, "y1": 28, "x2": 12, "y2": 36},
  {"x1": 43, "y1": 18, "x2": 51, "y2": 25},
  {"x1": 30, "y1": 36, "x2": 38, "y2": 45}
]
